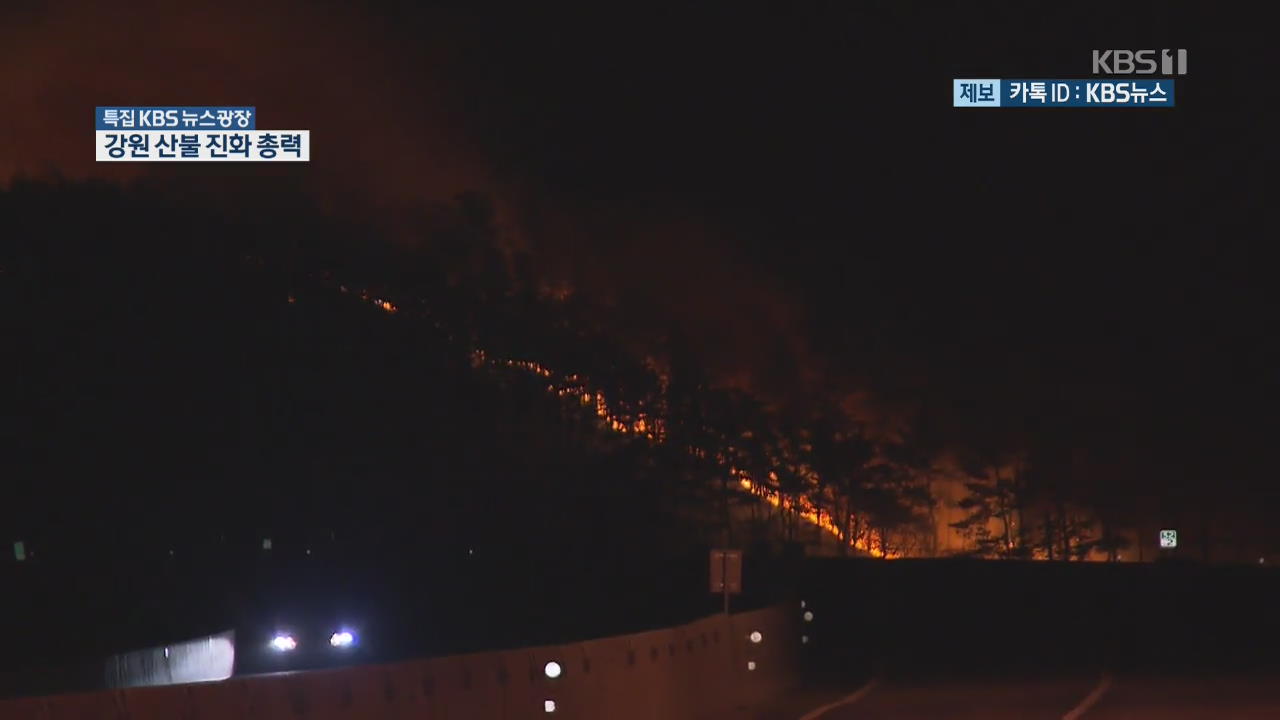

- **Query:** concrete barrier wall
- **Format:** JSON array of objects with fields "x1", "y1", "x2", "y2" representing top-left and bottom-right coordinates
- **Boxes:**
[{"x1": 0, "y1": 604, "x2": 800, "y2": 720}]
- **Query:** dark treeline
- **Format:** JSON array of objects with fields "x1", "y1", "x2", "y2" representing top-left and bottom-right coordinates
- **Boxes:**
[
  {"x1": 0, "y1": 177, "x2": 785, "y2": 681},
  {"x1": 0, "y1": 177, "x2": 930, "y2": 568}
]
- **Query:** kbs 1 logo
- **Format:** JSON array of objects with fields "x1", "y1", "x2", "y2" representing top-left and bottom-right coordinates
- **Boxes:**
[{"x1": 1092, "y1": 49, "x2": 1187, "y2": 75}]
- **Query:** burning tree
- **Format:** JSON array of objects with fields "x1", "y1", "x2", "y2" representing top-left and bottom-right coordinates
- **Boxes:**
[{"x1": 948, "y1": 458, "x2": 1028, "y2": 559}]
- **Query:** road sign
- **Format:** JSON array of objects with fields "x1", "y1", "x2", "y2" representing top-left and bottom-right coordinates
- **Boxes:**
[
  {"x1": 710, "y1": 549, "x2": 742, "y2": 594},
  {"x1": 1159, "y1": 529, "x2": 1177, "y2": 549},
  {"x1": 13, "y1": 541, "x2": 24, "y2": 562}
]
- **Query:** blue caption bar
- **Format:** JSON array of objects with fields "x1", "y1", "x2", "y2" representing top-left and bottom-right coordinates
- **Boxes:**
[
  {"x1": 953, "y1": 80, "x2": 1175, "y2": 108},
  {"x1": 95, "y1": 106, "x2": 256, "y2": 130}
]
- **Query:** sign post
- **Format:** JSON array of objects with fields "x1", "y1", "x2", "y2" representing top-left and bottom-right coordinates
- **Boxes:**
[{"x1": 710, "y1": 549, "x2": 742, "y2": 615}]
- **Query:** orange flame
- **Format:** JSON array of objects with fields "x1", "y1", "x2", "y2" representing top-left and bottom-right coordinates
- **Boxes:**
[{"x1": 340, "y1": 280, "x2": 889, "y2": 556}]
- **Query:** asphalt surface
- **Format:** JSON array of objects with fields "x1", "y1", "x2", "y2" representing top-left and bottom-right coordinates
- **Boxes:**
[
  {"x1": 799, "y1": 672, "x2": 1280, "y2": 719},
  {"x1": 1085, "y1": 673, "x2": 1280, "y2": 719}
]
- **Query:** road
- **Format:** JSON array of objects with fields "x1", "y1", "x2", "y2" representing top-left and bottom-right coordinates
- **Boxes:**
[{"x1": 797, "y1": 672, "x2": 1280, "y2": 719}]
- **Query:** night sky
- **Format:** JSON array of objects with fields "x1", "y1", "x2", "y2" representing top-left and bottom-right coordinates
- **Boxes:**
[{"x1": 2, "y1": 2, "x2": 1275, "y2": 534}]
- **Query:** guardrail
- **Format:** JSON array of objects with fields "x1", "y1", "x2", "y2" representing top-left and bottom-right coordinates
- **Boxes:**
[{"x1": 0, "y1": 604, "x2": 800, "y2": 719}]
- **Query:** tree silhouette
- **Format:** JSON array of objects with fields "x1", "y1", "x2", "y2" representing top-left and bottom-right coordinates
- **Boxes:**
[{"x1": 807, "y1": 411, "x2": 875, "y2": 555}]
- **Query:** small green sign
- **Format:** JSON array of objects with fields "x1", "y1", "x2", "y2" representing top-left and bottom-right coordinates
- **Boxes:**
[{"x1": 13, "y1": 541, "x2": 25, "y2": 562}]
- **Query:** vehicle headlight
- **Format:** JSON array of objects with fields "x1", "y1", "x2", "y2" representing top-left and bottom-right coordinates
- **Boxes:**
[
  {"x1": 329, "y1": 630, "x2": 356, "y2": 648},
  {"x1": 270, "y1": 634, "x2": 297, "y2": 652}
]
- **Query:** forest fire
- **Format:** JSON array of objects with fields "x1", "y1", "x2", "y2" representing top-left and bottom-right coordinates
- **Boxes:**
[
  {"x1": 734, "y1": 474, "x2": 896, "y2": 558},
  {"x1": 470, "y1": 352, "x2": 664, "y2": 440},
  {"x1": 326, "y1": 280, "x2": 1138, "y2": 562},
  {"x1": 342, "y1": 283, "x2": 899, "y2": 557}
]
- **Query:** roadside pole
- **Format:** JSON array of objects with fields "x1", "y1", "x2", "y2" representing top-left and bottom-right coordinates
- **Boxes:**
[{"x1": 710, "y1": 548, "x2": 742, "y2": 615}]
